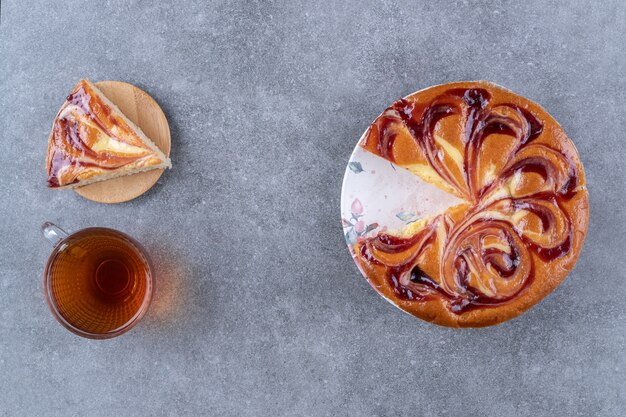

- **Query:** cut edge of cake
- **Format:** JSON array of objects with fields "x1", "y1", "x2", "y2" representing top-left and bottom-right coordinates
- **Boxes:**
[{"x1": 84, "y1": 79, "x2": 172, "y2": 170}]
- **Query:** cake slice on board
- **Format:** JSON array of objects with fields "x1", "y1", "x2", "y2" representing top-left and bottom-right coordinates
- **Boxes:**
[{"x1": 46, "y1": 79, "x2": 171, "y2": 189}]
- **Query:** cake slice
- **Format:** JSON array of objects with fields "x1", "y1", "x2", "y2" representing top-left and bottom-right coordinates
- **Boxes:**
[{"x1": 46, "y1": 79, "x2": 171, "y2": 188}]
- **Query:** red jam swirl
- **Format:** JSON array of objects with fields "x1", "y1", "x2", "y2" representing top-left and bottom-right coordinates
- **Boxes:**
[
  {"x1": 360, "y1": 88, "x2": 581, "y2": 314},
  {"x1": 47, "y1": 83, "x2": 150, "y2": 188}
]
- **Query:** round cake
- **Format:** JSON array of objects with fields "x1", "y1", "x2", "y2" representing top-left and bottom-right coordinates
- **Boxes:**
[{"x1": 348, "y1": 81, "x2": 588, "y2": 327}]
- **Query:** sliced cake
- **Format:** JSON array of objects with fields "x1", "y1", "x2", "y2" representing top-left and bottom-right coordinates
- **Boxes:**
[
  {"x1": 348, "y1": 81, "x2": 589, "y2": 327},
  {"x1": 47, "y1": 79, "x2": 171, "y2": 189}
]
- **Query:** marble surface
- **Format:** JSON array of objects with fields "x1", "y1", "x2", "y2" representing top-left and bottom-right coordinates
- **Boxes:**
[{"x1": 0, "y1": 1, "x2": 624, "y2": 416}]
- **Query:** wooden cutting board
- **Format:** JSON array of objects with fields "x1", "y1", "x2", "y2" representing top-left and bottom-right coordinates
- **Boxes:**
[{"x1": 74, "y1": 80, "x2": 171, "y2": 204}]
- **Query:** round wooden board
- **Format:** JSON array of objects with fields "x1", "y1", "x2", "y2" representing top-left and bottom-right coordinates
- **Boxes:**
[{"x1": 74, "y1": 81, "x2": 171, "y2": 204}]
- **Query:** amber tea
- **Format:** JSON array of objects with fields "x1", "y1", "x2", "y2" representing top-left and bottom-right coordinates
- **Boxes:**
[{"x1": 42, "y1": 223, "x2": 153, "y2": 338}]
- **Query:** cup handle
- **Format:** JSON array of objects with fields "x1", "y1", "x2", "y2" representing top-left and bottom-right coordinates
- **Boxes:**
[{"x1": 42, "y1": 222, "x2": 68, "y2": 247}]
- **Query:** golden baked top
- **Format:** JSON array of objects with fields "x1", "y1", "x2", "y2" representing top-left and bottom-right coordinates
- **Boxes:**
[{"x1": 354, "y1": 81, "x2": 588, "y2": 327}]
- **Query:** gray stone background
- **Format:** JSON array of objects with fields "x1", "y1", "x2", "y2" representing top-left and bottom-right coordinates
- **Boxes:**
[{"x1": 0, "y1": 0, "x2": 624, "y2": 416}]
